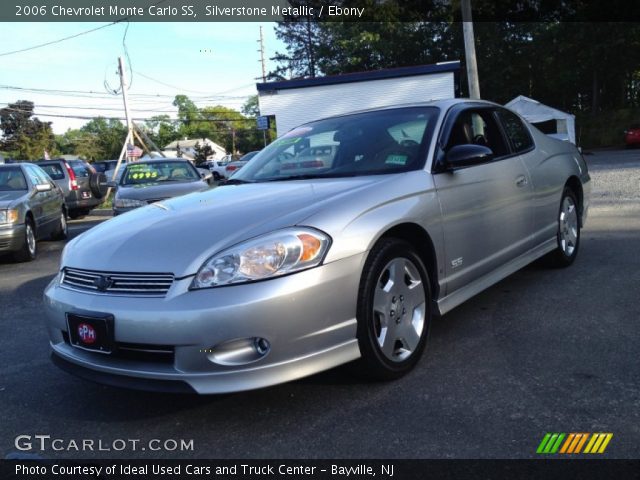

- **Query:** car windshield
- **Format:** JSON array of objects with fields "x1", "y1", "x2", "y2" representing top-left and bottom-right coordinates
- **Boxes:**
[
  {"x1": 0, "y1": 167, "x2": 28, "y2": 191},
  {"x1": 121, "y1": 161, "x2": 199, "y2": 186},
  {"x1": 233, "y1": 107, "x2": 439, "y2": 182}
]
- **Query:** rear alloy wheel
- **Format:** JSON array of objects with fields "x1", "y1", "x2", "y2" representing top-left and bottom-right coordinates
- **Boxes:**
[
  {"x1": 51, "y1": 209, "x2": 68, "y2": 240},
  {"x1": 14, "y1": 219, "x2": 37, "y2": 262},
  {"x1": 545, "y1": 187, "x2": 580, "y2": 268},
  {"x1": 355, "y1": 238, "x2": 431, "y2": 380}
]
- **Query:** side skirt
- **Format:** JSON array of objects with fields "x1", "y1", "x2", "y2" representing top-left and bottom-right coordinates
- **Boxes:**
[{"x1": 436, "y1": 237, "x2": 556, "y2": 316}]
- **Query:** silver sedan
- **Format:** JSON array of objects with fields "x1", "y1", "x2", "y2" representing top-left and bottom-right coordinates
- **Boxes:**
[{"x1": 44, "y1": 99, "x2": 590, "y2": 394}]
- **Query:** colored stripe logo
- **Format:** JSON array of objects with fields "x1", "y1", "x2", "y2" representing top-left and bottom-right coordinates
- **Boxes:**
[{"x1": 537, "y1": 433, "x2": 613, "y2": 454}]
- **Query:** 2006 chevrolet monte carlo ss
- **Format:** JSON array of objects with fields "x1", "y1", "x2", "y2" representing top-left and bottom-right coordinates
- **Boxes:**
[{"x1": 44, "y1": 99, "x2": 591, "y2": 394}]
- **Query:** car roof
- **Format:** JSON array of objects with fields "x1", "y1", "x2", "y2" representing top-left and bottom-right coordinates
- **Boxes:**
[{"x1": 300, "y1": 98, "x2": 503, "y2": 126}]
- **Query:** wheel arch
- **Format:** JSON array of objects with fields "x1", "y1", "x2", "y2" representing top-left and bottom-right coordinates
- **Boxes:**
[{"x1": 375, "y1": 222, "x2": 440, "y2": 305}]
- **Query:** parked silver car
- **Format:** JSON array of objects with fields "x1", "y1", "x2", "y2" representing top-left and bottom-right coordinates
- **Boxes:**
[
  {"x1": 1, "y1": 163, "x2": 67, "y2": 261},
  {"x1": 44, "y1": 99, "x2": 590, "y2": 393},
  {"x1": 109, "y1": 158, "x2": 210, "y2": 215}
]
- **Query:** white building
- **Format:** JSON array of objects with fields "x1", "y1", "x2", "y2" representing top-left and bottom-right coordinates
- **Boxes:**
[
  {"x1": 163, "y1": 138, "x2": 226, "y2": 159},
  {"x1": 257, "y1": 61, "x2": 461, "y2": 136}
]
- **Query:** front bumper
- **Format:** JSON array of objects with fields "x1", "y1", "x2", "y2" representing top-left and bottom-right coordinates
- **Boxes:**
[
  {"x1": 0, "y1": 223, "x2": 25, "y2": 253},
  {"x1": 44, "y1": 254, "x2": 365, "y2": 394}
]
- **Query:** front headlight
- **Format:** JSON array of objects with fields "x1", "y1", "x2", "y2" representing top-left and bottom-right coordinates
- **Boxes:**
[
  {"x1": 191, "y1": 227, "x2": 331, "y2": 289},
  {"x1": 114, "y1": 198, "x2": 147, "y2": 208},
  {"x1": 0, "y1": 209, "x2": 19, "y2": 224}
]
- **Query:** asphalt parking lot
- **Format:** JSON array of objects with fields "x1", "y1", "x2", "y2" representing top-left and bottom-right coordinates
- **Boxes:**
[{"x1": 1, "y1": 149, "x2": 639, "y2": 459}]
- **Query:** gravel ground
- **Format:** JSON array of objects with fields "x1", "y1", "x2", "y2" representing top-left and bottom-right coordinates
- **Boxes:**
[{"x1": 586, "y1": 149, "x2": 640, "y2": 208}]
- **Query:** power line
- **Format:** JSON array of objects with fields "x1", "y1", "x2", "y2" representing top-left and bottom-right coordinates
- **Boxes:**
[
  {"x1": 0, "y1": 84, "x2": 253, "y2": 100},
  {"x1": 0, "y1": 23, "x2": 120, "y2": 58},
  {"x1": 0, "y1": 106, "x2": 257, "y2": 123},
  {"x1": 0, "y1": 0, "x2": 169, "y2": 58}
]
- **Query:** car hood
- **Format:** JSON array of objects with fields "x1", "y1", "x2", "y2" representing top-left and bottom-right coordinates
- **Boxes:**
[
  {"x1": 0, "y1": 190, "x2": 27, "y2": 207},
  {"x1": 63, "y1": 176, "x2": 390, "y2": 277},
  {"x1": 115, "y1": 180, "x2": 208, "y2": 201}
]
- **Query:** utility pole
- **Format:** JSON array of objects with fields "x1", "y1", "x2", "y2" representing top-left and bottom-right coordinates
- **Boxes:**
[
  {"x1": 258, "y1": 25, "x2": 268, "y2": 146},
  {"x1": 258, "y1": 25, "x2": 267, "y2": 83},
  {"x1": 112, "y1": 56, "x2": 135, "y2": 181},
  {"x1": 461, "y1": 0, "x2": 481, "y2": 99}
]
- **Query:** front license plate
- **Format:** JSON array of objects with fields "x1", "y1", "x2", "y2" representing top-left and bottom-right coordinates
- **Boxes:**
[{"x1": 66, "y1": 313, "x2": 114, "y2": 354}]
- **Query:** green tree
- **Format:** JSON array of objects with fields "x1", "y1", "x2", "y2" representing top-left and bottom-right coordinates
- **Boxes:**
[
  {"x1": 55, "y1": 129, "x2": 102, "y2": 160},
  {"x1": 143, "y1": 115, "x2": 180, "y2": 149},
  {"x1": 0, "y1": 100, "x2": 55, "y2": 159},
  {"x1": 193, "y1": 142, "x2": 214, "y2": 165},
  {"x1": 80, "y1": 118, "x2": 128, "y2": 159}
]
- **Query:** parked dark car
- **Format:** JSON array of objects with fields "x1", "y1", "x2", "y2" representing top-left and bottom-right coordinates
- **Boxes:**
[
  {"x1": 108, "y1": 158, "x2": 210, "y2": 215},
  {"x1": 0, "y1": 163, "x2": 67, "y2": 261},
  {"x1": 38, "y1": 159, "x2": 106, "y2": 218}
]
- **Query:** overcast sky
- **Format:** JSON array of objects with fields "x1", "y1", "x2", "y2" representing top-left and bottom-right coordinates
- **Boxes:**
[{"x1": 0, "y1": 22, "x2": 284, "y2": 133}]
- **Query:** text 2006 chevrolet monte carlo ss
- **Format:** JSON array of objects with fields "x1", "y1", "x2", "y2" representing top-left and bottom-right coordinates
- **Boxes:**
[{"x1": 44, "y1": 99, "x2": 590, "y2": 394}]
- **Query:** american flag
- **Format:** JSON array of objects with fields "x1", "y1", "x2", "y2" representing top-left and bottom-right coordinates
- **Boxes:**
[{"x1": 126, "y1": 143, "x2": 144, "y2": 158}]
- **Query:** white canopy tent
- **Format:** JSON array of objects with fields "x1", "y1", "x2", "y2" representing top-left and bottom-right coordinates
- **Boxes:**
[{"x1": 505, "y1": 95, "x2": 576, "y2": 144}]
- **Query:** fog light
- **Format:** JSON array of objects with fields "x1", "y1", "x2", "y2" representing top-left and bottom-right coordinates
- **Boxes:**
[{"x1": 205, "y1": 337, "x2": 270, "y2": 366}]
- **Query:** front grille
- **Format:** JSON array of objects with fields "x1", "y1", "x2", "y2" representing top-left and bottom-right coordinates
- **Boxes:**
[
  {"x1": 0, "y1": 240, "x2": 10, "y2": 249},
  {"x1": 62, "y1": 267, "x2": 174, "y2": 296},
  {"x1": 62, "y1": 331, "x2": 174, "y2": 364}
]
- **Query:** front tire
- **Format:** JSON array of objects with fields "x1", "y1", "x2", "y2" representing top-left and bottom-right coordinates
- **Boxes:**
[
  {"x1": 355, "y1": 238, "x2": 431, "y2": 380},
  {"x1": 13, "y1": 219, "x2": 37, "y2": 262},
  {"x1": 544, "y1": 187, "x2": 580, "y2": 268}
]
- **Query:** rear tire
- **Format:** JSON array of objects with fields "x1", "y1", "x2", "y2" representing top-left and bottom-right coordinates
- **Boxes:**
[
  {"x1": 354, "y1": 238, "x2": 431, "y2": 380},
  {"x1": 13, "y1": 218, "x2": 37, "y2": 262},
  {"x1": 51, "y1": 209, "x2": 68, "y2": 240},
  {"x1": 544, "y1": 187, "x2": 580, "y2": 268}
]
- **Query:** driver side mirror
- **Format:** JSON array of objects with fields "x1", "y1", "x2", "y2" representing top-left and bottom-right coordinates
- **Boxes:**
[
  {"x1": 445, "y1": 144, "x2": 494, "y2": 170},
  {"x1": 35, "y1": 183, "x2": 52, "y2": 193}
]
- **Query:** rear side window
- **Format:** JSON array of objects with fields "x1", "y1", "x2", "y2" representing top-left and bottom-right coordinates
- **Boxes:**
[
  {"x1": 40, "y1": 163, "x2": 65, "y2": 180},
  {"x1": 69, "y1": 161, "x2": 90, "y2": 177},
  {"x1": 496, "y1": 109, "x2": 534, "y2": 153}
]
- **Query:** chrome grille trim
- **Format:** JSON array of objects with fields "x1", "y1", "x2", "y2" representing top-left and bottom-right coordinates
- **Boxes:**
[{"x1": 61, "y1": 267, "x2": 174, "y2": 296}]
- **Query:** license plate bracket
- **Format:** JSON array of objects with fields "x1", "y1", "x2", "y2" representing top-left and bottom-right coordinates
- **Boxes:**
[{"x1": 66, "y1": 313, "x2": 115, "y2": 354}]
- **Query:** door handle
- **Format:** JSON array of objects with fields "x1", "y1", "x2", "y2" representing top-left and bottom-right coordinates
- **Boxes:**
[{"x1": 515, "y1": 175, "x2": 528, "y2": 187}]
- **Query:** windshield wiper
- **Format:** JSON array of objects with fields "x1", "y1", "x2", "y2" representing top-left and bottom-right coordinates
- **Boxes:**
[{"x1": 220, "y1": 178, "x2": 252, "y2": 185}]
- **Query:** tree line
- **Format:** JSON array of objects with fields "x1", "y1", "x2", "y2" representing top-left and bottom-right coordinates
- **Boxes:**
[
  {"x1": 271, "y1": 2, "x2": 640, "y2": 146},
  {"x1": 0, "y1": 95, "x2": 269, "y2": 161}
]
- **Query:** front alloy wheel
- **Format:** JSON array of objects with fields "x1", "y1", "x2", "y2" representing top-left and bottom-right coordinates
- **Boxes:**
[{"x1": 355, "y1": 238, "x2": 431, "y2": 379}]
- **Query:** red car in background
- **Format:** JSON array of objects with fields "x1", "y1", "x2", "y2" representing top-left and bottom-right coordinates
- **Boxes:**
[{"x1": 624, "y1": 124, "x2": 640, "y2": 147}]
